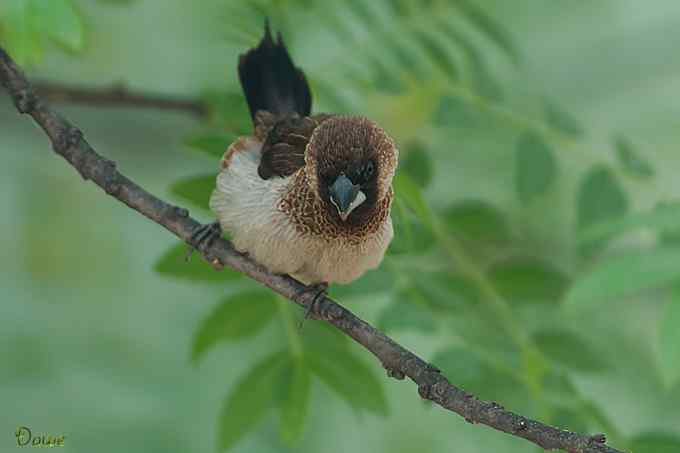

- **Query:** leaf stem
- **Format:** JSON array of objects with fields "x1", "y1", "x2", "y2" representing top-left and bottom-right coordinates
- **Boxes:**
[{"x1": 429, "y1": 216, "x2": 549, "y2": 392}]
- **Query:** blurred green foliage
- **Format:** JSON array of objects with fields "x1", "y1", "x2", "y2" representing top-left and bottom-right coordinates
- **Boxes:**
[
  {"x1": 0, "y1": 0, "x2": 84, "y2": 65},
  {"x1": 3, "y1": 1, "x2": 680, "y2": 453}
]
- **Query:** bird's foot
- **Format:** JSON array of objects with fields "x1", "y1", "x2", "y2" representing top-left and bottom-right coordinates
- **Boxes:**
[
  {"x1": 298, "y1": 282, "x2": 329, "y2": 329},
  {"x1": 186, "y1": 221, "x2": 222, "y2": 260}
]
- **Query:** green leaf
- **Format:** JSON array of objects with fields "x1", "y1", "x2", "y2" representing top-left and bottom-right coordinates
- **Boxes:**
[
  {"x1": 344, "y1": 0, "x2": 374, "y2": 25},
  {"x1": 0, "y1": 0, "x2": 84, "y2": 64},
  {"x1": 393, "y1": 172, "x2": 432, "y2": 225},
  {"x1": 300, "y1": 321, "x2": 351, "y2": 353},
  {"x1": 581, "y1": 401, "x2": 621, "y2": 441},
  {"x1": 660, "y1": 284, "x2": 680, "y2": 387},
  {"x1": 400, "y1": 142, "x2": 433, "y2": 188},
  {"x1": 413, "y1": 271, "x2": 480, "y2": 309},
  {"x1": 631, "y1": 433, "x2": 680, "y2": 453},
  {"x1": 218, "y1": 351, "x2": 286, "y2": 451},
  {"x1": 543, "y1": 98, "x2": 583, "y2": 138},
  {"x1": 550, "y1": 407, "x2": 589, "y2": 434},
  {"x1": 387, "y1": 39, "x2": 428, "y2": 81},
  {"x1": 577, "y1": 166, "x2": 629, "y2": 256},
  {"x1": 203, "y1": 91, "x2": 252, "y2": 133},
  {"x1": 658, "y1": 201, "x2": 680, "y2": 245},
  {"x1": 541, "y1": 371, "x2": 580, "y2": 407},
  {"x1": 374, "y1": 272, "x2": 478, "y2": 334},
  {"x1": 184, "y1": 132, "x2": 237, "y2": 159},
  {"x1": 192, "y1": 291, "x2": 277, "y2": 363},
  {"x1": 386, "y1": 0, "x2": 409, "y2": 17},
  {"x1": 579, "y1": 202, "x2": 680, "y2": 245},
  {"x1": 441, "y1": 22, "x2": 503, "y2": 101},
  {"x1": 467, "y1": 54, "x2": 503, "y2": 101},
  {"x1": 451, "y1": 0, "x2": 520, "y2": 64},
  {"x1": 434, "y1": 95, "x2": 483, "y2": 128},
  {"x1": 564, "y1": 247, "x2": 680, "y2": 311},
  {"x1": 0, "y1": 0, "x2": 43, "y2": 66},
  {"x1": 431, "y1": 346, "x2": 528, "y2": 407},
  {"x1": 430, "y1": 347, "x2": 486, "y2": 392},
  {"x1": 377, "y1": 291, "x2": 436, "y2": 333},
  {"x1": 328, "y1": 265, "x2": 395, "y2": 299},
  {"x1": 533, "y1": 330, "x2": 605, "y2": 372},
  {"x1": 447, "y1": 312, "x2": 523, "y2": 377},
  {"x1": 169, "y1": 174, "x2": 216, "y2": 211},
  {"x1": 279, "y1": 357, "x2": 311, "y2": 445},
  {"x1": 577, "y1": 166, "x2": 628, "y2": 231},
  {"x1": 30, "y1": 0, "x2": 84, "y2": 52},
  {"x1": 388, "y1": 196, "x2": 435, "y2": 256},
  {"x1": 615, "y1": 135, "x2": 654, "y2": 179},
  {"x1": 515, "y1": 131, "x2": 557, "y2": 204},
  {"x1": 487, "y1": 257, "x2": 569, "y2": 305},
  {"x1": 413, "y1": 29, "x2": 458, "y2": 80},
  {"x1": 443, "y1": 199, "x2": 511, "y2": 246},
  {"x1": 368, "y1": 55, "x2": 404, "y2": 94},
  {"x1": 309, "y1": 77, "x2": 354, "y2": 113},
  {"x1": 308, "y1": 348, "x2": 387, "y2": 416},
  {"x1": 154, "y1": 242, "x2": 241, "y2": 283},
  {"x1": 662, "y1": 230, "x2": 680, "y2": 246}
]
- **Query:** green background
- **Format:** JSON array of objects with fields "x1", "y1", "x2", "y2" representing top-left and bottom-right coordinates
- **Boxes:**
[{"x1": 2, "y1": 1, "x2": 680, "y2": 452}]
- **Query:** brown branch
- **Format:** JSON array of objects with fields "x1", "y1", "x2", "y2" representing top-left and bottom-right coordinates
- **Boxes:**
[
  {"x1": 31, "y1": 80, "x2": 206, "y2": 117},
  {"x1": 0, "y1": 47, "x2": 626, "y2": 453}
]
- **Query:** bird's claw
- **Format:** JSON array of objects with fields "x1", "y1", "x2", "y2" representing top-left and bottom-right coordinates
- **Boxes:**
[
  {"x1": 186, "y1": 221, "x2": 222, "y2": 260},
  {"x1": 299, "y1": 282, "x2": 329, "y2": 329}
]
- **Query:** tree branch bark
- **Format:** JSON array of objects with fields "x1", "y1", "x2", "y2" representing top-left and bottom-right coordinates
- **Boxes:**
[
  {"x1": 0, "y1": 47, "x2": 625, "y2": 453},
  {"x1": 32, "y1": 80, "x2": 206, "y2": 117}
]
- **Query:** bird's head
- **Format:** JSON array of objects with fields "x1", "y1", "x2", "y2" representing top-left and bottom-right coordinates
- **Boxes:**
[{"x1": 305, "y1": 116, "x2": 398, "y2": 226}]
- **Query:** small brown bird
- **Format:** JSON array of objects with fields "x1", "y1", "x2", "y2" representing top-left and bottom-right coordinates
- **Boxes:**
[{"x1": 194, "y1": 23, "x2": 398, "y2": 295}]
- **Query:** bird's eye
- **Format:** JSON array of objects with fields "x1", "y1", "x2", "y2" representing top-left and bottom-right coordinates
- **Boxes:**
[{"x1": 363, "y1": 161, "x2": 375, "y2": 179}]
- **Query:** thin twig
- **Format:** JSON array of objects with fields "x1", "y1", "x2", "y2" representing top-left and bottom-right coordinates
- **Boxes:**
[
  {"x1": 0, "y1": 47, "x2": 626, "y2": 453},
  {"x1": 32, "y1": 80, "x2": 206, "y2": 117}
]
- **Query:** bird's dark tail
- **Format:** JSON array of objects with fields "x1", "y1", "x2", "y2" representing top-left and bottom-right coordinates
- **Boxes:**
[{"x1": 238, "y1": 22, "x2": 312, "y2": 122}]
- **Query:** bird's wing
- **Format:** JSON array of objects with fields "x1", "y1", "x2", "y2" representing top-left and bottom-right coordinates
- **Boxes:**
[{"x1": 256, "y1": 113, "x2": 333, "y2": 179}]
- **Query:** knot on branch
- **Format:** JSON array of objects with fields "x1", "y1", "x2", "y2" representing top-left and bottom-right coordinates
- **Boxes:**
[
  {"x1": 101, "y1": 159, "x2": 121, "y2": 195},
  {"x1": 209, "y1": 256, "x2": 224, "y2": 271},
  {"x1": 174, "y1": 207, "x2": 189, "y2": 218},
  {"x1": 386, "y1": 367, "x2": 405, "y2": 380},
  {"x1": 14, "y1": 89, "x2": 37, "y2": 114},
  {"x1": 54, "y1": 125, "x2": 83, "y2": 154},
  {"x1": 418, "y1": 383, "x2": 432, "y2": 400},
  {"x1": 418, "y1": 379, "x2": 449, "y2": 401},
  {"x1": 589, "y1": 433, "x2": 607, "y2": 445},
  {"x1": 427, "y1": 363, "x2": 441, "y2": 373},
  {"x1": 487, "y1": 400, "x2": 505, "y2": 412},
  {"x1": 111, "y1": 82, "x2": 127, "y2": 97},
  {"x1": 515, "y1": 418, "x2": 528, "y2": 432}
]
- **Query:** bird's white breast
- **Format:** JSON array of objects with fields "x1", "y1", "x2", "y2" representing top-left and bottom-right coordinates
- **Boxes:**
[{"x1": 209, "y1": 138, "x2": 393, "y2": 285}]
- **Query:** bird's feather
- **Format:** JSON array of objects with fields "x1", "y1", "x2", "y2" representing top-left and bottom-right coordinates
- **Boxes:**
[
  {"x1": 257, "y1": 114, "x2": 332, "y2": 179},
  {"x1": 238, "y1": 21, "x2": 312, "y2": 121}
]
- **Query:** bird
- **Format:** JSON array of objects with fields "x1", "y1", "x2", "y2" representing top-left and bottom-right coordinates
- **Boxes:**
[{"x1": 192, "y1": 22, "x2": 398, "y2": 305}]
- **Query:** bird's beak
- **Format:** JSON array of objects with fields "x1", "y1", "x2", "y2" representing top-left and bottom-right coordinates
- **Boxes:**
[{"x1": 329, "y1": 174, "x2": 366, "y2": 221}]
